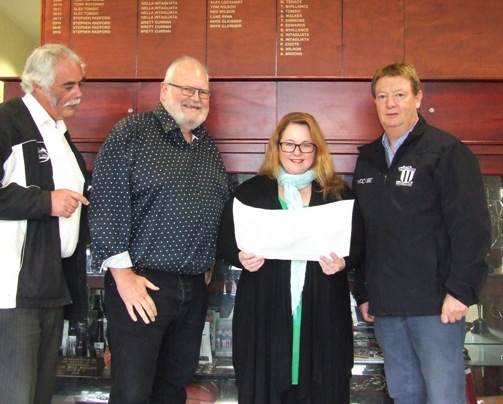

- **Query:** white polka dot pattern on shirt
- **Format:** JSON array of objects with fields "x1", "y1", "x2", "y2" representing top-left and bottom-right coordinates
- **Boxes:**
[{"x1": 89, "y1": 103, "x2": 230, "y2": 274}]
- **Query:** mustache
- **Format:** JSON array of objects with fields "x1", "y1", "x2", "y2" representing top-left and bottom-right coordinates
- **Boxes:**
[{"x1": 64, "y1": 98, "x2": 81, "y2": 107}]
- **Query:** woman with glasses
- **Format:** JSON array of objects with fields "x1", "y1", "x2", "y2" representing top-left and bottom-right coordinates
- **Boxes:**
[{"x1": 217, "y1": 112, "x2": 364, "y2": 404}]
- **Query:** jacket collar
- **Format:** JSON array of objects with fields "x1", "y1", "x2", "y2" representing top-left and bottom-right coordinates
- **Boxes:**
[{"x1": 358, "y1": 114, "x2": 427, "y2": 169}]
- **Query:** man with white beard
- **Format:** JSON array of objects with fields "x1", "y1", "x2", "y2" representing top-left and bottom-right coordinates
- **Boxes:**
[
  {"x1": 90, "y1": 56, "x2": 230, "y2": 404},
  {"x1": 0, "y1": 44, "x2": 89, "y2": 404}
]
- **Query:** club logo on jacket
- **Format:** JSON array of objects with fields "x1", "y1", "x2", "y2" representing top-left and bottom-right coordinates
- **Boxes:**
[
  {"x1": 396, "y1": 165, "x2": 416, "y2": 187},
  {"x1": 38, "y1": 142, "x2": 50, "y2": 163},
  {"x1": 357, "y1": 177, "x2": 373, "y2": 185}
]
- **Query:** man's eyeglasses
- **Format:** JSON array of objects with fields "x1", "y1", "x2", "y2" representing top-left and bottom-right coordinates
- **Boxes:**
[
  {"x1": 279, "y1": 142, "x2": 316, "y2": 153},
  {"x1": 166, "y1": 83, "x2": 212, "y2": 100}
]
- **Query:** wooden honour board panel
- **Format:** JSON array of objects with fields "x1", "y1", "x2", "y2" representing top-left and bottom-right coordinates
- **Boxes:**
[
  {"x1": 405, "y1": 0, "x2": 503, "y2": 79},
  {"x1": 42, "y1": 0, "x2": 71, "y2": 45},
  {"x1": 43, "y1": 0, "x2": 137, "y2": 78},
  {"x1": 206, "y1": 0, "x2": 277, "y2": 77},
  {"x1": 342, "y1": 0, "x2": 404, "y2": 78},
  {"x1": 43, "y1": 0, "x2": 348, "y2": 78},
  {"x1": 276, "y1": 0, "x2": 342, "y2": 77},
  {"x1": 137, "y1": 0, "x2": 207, "y2": 78}
]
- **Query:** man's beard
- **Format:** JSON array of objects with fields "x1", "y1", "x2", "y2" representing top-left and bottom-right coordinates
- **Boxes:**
[{"x1": 167, "y1": 98, "x2": 208, "y2": 130}]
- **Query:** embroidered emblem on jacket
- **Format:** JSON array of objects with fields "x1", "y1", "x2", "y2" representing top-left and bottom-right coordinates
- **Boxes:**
[
  {"x1": 396, "y1": 165, "x2": 416, "y2": 187},
  {"x1": 38, "y1": 145, "x2": 50, "y2": 163},
  {"x1": 357, "y1": 177, "x2": 373, "y2": 185}
]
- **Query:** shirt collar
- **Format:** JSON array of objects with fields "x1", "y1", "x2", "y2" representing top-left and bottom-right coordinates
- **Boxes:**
[
  {"x1": 382, "y1": 118, "x2": 419, "y2": 165},
  {"x1": 22, "y1": 93, "x2": 67, "y2": 135}
]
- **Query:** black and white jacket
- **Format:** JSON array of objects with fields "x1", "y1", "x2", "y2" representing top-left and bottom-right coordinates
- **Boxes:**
[{"x1": 0, "y1": 97, "x2": 89, "y2": 320}]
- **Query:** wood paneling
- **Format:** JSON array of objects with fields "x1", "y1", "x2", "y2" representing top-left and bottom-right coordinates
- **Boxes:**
[
  {"x1": 137, "y1": 81, "x2": 163, "y2": 113},
  {"x1": 206, "y1": 0, "x2": 276, "y2": 77},
  {"x1": 204, "y1": 82, "x2": 277, "y2": 140},
  {"x1": 277, "y1": 0, "x2": 342, "y2": 77},
  {"x1": 278, "y1": 81, "x2": 381, "y2": 141},
  {"x1": 41, "y1": 0, "x2": 503, "y2": 80},
  {"x1": 3, "y1": 81, "x2": 24, "y2": 99},
  {"x1": 66, "y1": 82, "x2": 136, "y2": 142},
  {"x1": 137, "y1": 0, "x2": 207, "y2": 78},
  {"x1": 420, "y1": 82, "x2": 503, "y2": 142},
  {"x1": 2, "y1": 80, "x2": 502, "y2": 174},
  {"x1": 42, "y1": 0, "x2": 71, "y2": 44},
  {"x1": 405, "y1": 0, "x2": 503, "y2": 79},
  {"x1": 342, "y1": 0, "x2": 404, "y2": 78},
  {"x1": 70, "y1": 1, "x2": 137, "y2": 78}
]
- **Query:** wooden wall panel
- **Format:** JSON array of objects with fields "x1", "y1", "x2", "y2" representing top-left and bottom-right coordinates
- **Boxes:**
[
  {"x1": 405, "y1": 0, "x2": 503, "y2": 79},
  {"x1": 220, "y1": 153, "x2": 266, "y2": 174},
  {"x1": 3, "y1": 81, "x2": 24, "y2": 100},
  {"x1": 41, "y1": 0, "x2": 503, "y2": 80},
  {"x1": 65, "y1": 82, "x2": 136, "y2": 143},
  {"x1": 69, "y1": 1, "x2": 138, "y2": 78},
  {"x1": 206, "y1": 0, "x2": 276, "y2": 77},
  {"x1": 2, "y1": 80, "x2": 502, "y2": 175},
  {"x1": 137, "y1": 0, "x2": 207, "y2": 78},
  {"x1": 42, "y1": 0, "x2": 71, "y2": 44},
  {"x1": 342, "y1": 0, "x2": 404, "y2": 78},
  {"x1": 420, "y1": 82, "x2": 503, "y2": 142},
  {"x1": 206, "y1": 81, "x2": 277, "y2": 172},
  {"x1": 137, "y1": 81, "x2": 163, "y2": 113},
  {"x1": 277, "y1": 81, "x2": 381, "y2": 141},
  {"x1": 204, "y1": 82, "x2": 277, "y2": 140},
  {"x1": 277, "y1": 0, "x2": 342, "y2": 77},
  {"x1": 117, "y1": 81, "x2": 278, "y2": 141}
]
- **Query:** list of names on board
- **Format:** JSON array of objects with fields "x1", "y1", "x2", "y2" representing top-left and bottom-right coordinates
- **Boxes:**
[
  {"x1": 277, "y1": 0, "x2": 341, "y2": 76},
  {"x1": 278, "y1": 0, "x2": 310, "y2": 58},
  {"x1": 72, "y1": 0, "x2": 111, "y2": 35},
  {"x1": 208, "y1": 0, "x2": 243, "y2": 29},
  {"x1": 69, "y1": 0, "x2": 137, "y2": 77},
  {"x1": 206, "y1": 0, "x2": 276, "y2": 77},
  {"x1": 42, "y1": 0, "x2": 342, "y2": 78},
  {"x1": 139, "y1": 0, "x2": 178, "y2": 34},
  {"x1": 137, "y1": 0, "x2": 206, "y2": 77}
]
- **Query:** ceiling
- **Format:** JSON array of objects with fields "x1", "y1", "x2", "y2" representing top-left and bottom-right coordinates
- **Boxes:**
[{"x1": 0, "y1": 0, "x2": 41, "y2": 42}]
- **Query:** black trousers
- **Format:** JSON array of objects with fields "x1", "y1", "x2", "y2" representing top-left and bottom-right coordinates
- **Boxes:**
[{"x1": 104, "y1": 269, "x2": 207, "y2": 404}]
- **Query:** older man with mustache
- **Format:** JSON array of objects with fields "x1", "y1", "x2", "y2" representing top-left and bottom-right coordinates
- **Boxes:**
[
  {"x1": 0, "y1": 44, "x2": 90, "y2": 404},
  {"x1": 90, "y1": 56, "x2": 230, "y2": 404}
]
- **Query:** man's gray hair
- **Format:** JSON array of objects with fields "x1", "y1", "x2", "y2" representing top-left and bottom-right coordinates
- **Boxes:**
[
  {"x1": 21, "y1": 44, "x2": 85, "y2": 94},
  {"x1": 163, "y1": 56, "x2": 209, "y2": 84}
]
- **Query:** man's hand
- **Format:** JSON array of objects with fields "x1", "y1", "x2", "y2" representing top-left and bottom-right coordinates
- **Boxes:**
[
  {"x1": 51, "y1": 189, "x2": 89, "y2": 218},
  {"x1": 441, "y1": 293, "x2": 468, "y2": 324},
  {"x1": 110, "y1": 268, "x2": 160, "y2": 324},
  {"x1": 359, "y1": 302, "x2": 375, "y2": 323}
]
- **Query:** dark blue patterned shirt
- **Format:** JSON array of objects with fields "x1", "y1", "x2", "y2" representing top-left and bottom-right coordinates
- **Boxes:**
[{"x1": 90, "y1": 103, "x2": 230, "y2": 275}]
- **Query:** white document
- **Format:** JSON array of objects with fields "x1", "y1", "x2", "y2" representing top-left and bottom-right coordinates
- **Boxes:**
[{"x1": 233, "y1": 198, "x2": 354, "y2": 261}]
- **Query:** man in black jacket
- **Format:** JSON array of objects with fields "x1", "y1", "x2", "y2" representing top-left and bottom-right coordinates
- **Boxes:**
[
  {"x1": 0, "y1": 44, "x2": 89, "y2": 404},
  {"x1": 353, "y1": 63, "x2": 491, "y2": 404}
]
